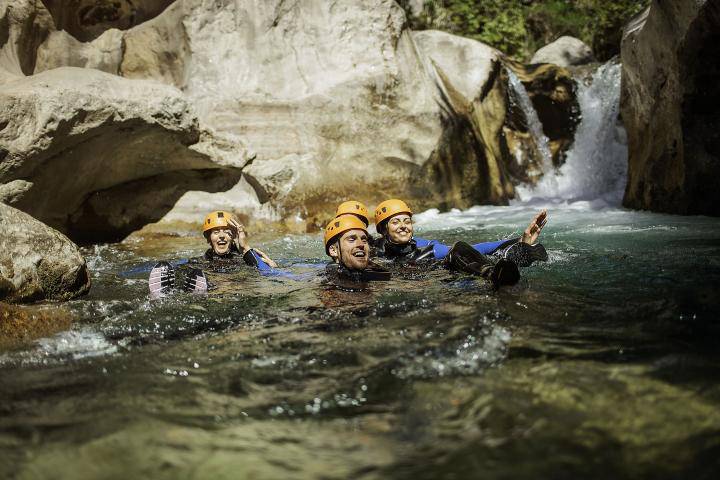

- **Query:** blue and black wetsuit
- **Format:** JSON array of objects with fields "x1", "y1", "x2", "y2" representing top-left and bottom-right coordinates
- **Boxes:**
[
  {"x1": 372, "y1": 236, "x2": 545, "y2": 268},
  {"x1": 372, "y1": 236, "x2": 519, "y2": 262}
]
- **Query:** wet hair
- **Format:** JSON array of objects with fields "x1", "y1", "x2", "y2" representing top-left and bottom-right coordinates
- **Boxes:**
[{"x1": 376, "y1": 219, "x2": 389, "y2": 236}]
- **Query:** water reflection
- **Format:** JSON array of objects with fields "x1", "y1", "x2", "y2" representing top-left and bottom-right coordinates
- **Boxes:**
[{"x1": 2, "y1": 205, "x2": 720, "y2": 479}]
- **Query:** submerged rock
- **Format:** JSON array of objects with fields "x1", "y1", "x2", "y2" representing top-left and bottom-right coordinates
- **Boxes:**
[
  {"x1": 530, "y1": 36, "x2": 595, "y2": 67},
  {"x1": 0, "y1": 203, "x2": 90, "y2": 303},
  {"x1": 0, "y1": 302, "x2": 73, "y2": 349},
  {"x1": 621, "y1": 0, "x2": 720, "y2": 216}
]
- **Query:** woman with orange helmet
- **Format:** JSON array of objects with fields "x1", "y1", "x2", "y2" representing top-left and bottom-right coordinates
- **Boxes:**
[
  {"x1": 372, "y1": 199, "x2": 549, "y2": 287},
  {"x1": 149, "y1": 210, "x2": 278, "y2": 298}
]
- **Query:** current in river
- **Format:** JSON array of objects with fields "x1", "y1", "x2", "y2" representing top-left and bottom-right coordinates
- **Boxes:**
[{"x1": 2, "y1": 203, "x2": 720, "y2": 479}]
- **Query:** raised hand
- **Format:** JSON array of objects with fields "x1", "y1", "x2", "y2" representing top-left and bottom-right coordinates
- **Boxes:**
[
  {"x1": 521, "y1": 209, "x2": 548, "y2": 245},
  {"x1": 228, "y1": 217, "x2": 250, "y2": 251}
]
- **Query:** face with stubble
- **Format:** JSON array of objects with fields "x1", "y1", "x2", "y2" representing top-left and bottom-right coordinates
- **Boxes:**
[
  {"x1": 385, "y1": 214, "x2": 413, "y2": 244},
  {"x1": 330, "y1": 229, "x2": 369, "y2": 271},
  {"x1": 208, "y1": 227, "x2": 235, "y2": 255}
]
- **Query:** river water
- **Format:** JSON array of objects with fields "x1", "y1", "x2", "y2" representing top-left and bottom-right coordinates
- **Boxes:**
[
  {"x1": 3, "y1": 60, "x2": 720, "y2": 478},
  {"x1": 2, "y1": 203, "x2": 720, "y2": 479}
]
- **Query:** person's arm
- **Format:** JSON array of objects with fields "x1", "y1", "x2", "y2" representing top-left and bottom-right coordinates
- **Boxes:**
[
  {"x1": 520, "y1": 209, "x2": 548, "y2": 245},
  {"x1": 253, "y1": 248, "x2": 278, "y2": 268},
  {"x1": 228, "y1": 218, "x2": 250, "y2": 252},
  {"x1": 228, "y1": 217, "x2": 279, "y2": 269}
]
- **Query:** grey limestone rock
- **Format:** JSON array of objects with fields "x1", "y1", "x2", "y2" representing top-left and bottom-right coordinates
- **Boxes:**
[{"x1": 0, "y1": 202, "x2": 90, "y2": 303}]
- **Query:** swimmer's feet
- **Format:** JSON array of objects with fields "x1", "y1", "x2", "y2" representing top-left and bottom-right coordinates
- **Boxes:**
[
  {"x1": 149, "y1": 261, "x2": 175, "y2": 298},
  {"x1": 500, "y1": 242, "x2": 548, "y2": 267},
  {"x1": 446, "y1": 241, "x2": 520, "y2": 288},
  {"x1": 488, "y1": 258, "x2": 520, "y2": 288},
  {"x1": 182, "y1": 268, "x2": 208, "y2": 294}
]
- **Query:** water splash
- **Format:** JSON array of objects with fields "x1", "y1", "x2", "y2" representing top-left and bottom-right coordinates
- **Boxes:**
[
  {"x1": 516, "y1": 61, "x2": 627, "y2": 205},
  {"x1": 507, "y1": 70, "x2": 554, "y2": 171}
]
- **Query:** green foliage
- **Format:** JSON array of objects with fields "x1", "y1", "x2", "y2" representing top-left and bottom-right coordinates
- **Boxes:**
[{"x1": 399, "y1": 0, "x2": 650, "y2": 61}]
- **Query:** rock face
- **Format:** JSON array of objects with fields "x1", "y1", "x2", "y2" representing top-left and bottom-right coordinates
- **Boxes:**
[
  {"x1": 621, "y1": 1, "x2": 720, "y2": 216},
  {"x1": 0, "y1": 203, "x2": 90, "y2": 303},
  {"x1": 0, "y1": 67, "x2": 249, "y2": 242},
  {"x1": 39, "y1": 0, "x2": 176, "y2": 42},
  {"x1": 2, "y1": 0, "x2": 579, "y2": 238},
  {"x1": 530, "y1": 36, "x2": 595, "y2": 67}
]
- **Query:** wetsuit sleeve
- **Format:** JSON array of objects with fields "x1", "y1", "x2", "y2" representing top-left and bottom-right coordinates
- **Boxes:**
[
  {"x1": 473, "y1": 238, "x2": 520, "y2": 255},
  {"x1": 412, "y1": 237, "x2": 521, "y2": 259},
  {"x1": 242, "y1": 248, "x2": 273, "y2": 271},
  {"x1": 414, "y1": 237, "x2": 450, "y2": 259}
]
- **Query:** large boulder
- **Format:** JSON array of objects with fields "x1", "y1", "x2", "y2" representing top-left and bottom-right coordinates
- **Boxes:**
[
  {"x1": 621, "y1": 1, "x2": 720, "y2": 215},
  {"x1": 0, "y1": 203, "x2": 90, "y2": 303},
  {"x1": 0, "y1": 67, "x2": 250, "y2": 242},
  {"x1": 530, "y1": 36, "x2": 595, "y2": 67}
]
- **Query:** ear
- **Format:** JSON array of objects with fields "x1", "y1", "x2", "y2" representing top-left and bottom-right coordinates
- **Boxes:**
[{"x1": 328, "y1": 242, "x2": 339, "y2": 259}]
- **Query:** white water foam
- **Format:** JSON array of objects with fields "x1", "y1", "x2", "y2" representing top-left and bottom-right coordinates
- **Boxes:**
[
  {"x1": 0, "y1": 329, "x2": 117, "y2": 366},
  {"x1": 516, "y1": 61, "x2": 628, "y2": 205},
  {"x1": 507, "y1": 70, "x2": 554, "y2": 171}
]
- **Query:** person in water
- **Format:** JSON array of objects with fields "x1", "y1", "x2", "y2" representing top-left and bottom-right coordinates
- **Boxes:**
[
  {"x1": 372, "y1": 199, "x2": 548, "y2": 266},
  {"x1": 198, "y1": 210, "x2": 277, "y2": 268},
  {"x1": 323, "y1": 214, "x2": 390, "y2": 285},
  {"x1": 370, "y1": 199, "x2": 549, "y2": 287},
  {"x1": 148, "y1": 210, "x2": 277, "y2": 297}
]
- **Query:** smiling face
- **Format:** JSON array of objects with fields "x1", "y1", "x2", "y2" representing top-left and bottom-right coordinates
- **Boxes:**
[
  {"x1": 329, "y1": 228, "x2": 369, "y2": 271},
  {"x1": 207, "y1": 227, "x2": 235, "y2": 255},
  {"x1": 386, "y1": 213, "x2": 413, "y2": 244}
]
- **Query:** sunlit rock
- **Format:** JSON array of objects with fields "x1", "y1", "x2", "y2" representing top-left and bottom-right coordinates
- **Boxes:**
[
  {"x1": 2, "y1": 0, "x2": 581, "y2": 235},
  {"x1": 0, "y1": 67, "x2": 250, "y2": 242},
  {"x1": 0, "y1": 0, "x2": 55, "y2": 81},
  {"x1": 621, "y1": 1, "x2": 720, "y2": 216},
  {"x1": 530, "y1": 36, "x2": 595, "y2": 67},
  {"x1": 0, "y1": 203, "x2": 90, "y2": 303}
]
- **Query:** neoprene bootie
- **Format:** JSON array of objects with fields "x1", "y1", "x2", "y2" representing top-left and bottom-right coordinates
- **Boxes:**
[
  {"x1": 149, "y1": 261, "x2": 175, "y2": 298},
  {"x1": 500, "y1": 241, "x2": 548, "y2": 267},
  {"x1": 182, "y1": 268, "x2": 209, "y2": 293},
  {"x1": 446, "y1": 241, "x2": 520, "y2": 288}
]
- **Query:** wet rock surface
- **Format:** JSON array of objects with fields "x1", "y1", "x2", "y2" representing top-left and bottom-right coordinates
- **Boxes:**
[
  {"x1": 0, "y1": 203, "x2": 90, "y2": 302},
  {"x1": 621, "y1": 0, "x2": 720, "y2": 216}
]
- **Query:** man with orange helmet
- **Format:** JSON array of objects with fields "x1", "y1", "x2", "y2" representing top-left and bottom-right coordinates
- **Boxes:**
[
  {"x1": 149, "y1": 210, "x2": 278, "y2": 297},
  {"x1": 323, "y1": 212, "x2": 390, "y2": 284}
]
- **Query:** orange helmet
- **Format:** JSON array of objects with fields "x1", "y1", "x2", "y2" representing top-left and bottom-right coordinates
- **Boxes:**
[
  {"x1": 202, "y1": 211, "x2": 235, "y2": 236},
  {"x1": 323, "y1": 214, "x2": 368, "y2": 255},
  {"x1": 374, "y1": 199, "x2": 412, "y2": 225},
  {"x1": 335, "y1": 200, "x2": 370, "y2": 226}
]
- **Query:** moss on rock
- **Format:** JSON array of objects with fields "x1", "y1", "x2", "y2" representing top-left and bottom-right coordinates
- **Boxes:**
[{"x1": 0, "y1": 302, "x2": 73, "y2": 350}]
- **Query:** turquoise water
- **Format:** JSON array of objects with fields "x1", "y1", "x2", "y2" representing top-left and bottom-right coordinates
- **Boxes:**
[{"x1": 2, "y1": 203, "x2": 720, "y2": 479}]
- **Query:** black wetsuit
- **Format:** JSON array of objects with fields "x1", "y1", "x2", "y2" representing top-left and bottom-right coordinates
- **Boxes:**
[
  {"x1": 189, "y1": 244, "x2": 273, "y2": 272},
  {"x1": 322, "y1": 261, "x2": 391, "y2": 291}
]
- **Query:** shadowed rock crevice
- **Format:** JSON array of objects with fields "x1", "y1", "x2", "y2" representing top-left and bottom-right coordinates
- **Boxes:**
[
  {"x1": 67, "y1": 168, "x2": 245, "y2": 243},
  {"x1": 39, "y1": 0, "x2": 177, "y2": 42},
  {"x1": 622, "y1": 0, "x2": 720, "y2": 216}
]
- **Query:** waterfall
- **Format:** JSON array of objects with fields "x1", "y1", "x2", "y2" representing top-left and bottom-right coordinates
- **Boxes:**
[
  {"x1": 515, "y1": 60, "x2": 628, "y2": 205},
  {"x1": 506, "y1": 70, "x2": 554, "y2": 171}
]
